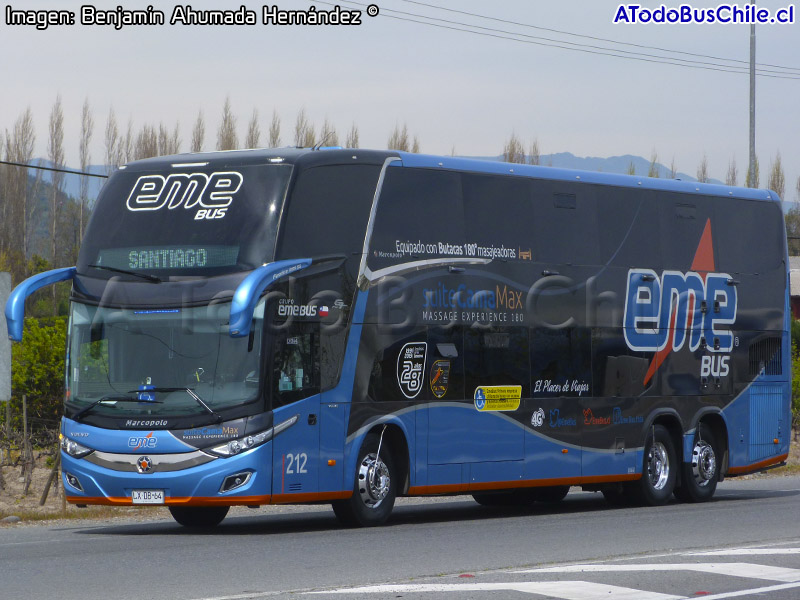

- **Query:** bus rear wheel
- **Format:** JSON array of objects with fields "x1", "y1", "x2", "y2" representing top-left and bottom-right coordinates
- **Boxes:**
[
  {"x1": 332, "y1": 432, "x2": 396, "y2": 527},
  {"x1": 674, "y1": 424, "x2": 718, "y2": 503},
  {"x1": 633, "y1": 424, "x2": 676, "y2": 506},
  {"x1": 168, "y1": 506, "x2": 229, "y2": 528}
]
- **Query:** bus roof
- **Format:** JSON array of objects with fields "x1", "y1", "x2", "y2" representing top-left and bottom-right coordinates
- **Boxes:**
[{"x1": 121, "y1": 148, "x2": 780, "y2": 204}]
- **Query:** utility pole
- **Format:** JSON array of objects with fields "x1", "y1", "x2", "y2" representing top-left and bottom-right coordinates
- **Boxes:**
[{"x1": 748, "y1": 0, "x2": 756, "y2": 187}]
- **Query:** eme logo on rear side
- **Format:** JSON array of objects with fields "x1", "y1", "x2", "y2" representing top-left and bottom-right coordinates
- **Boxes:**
[{"x1": 126, "y1": 171, "x2": 243, "y2": 220}]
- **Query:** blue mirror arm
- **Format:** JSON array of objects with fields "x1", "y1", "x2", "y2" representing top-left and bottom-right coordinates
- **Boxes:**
[
  {"x1": 5, "y1": 267, "x2": 77, "y2": 341},
  {"x1": 229, "y1": 259, "x2": 312, "y2": 337}
]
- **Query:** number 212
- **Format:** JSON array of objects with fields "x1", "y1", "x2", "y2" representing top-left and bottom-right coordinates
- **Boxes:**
[{"x1": 286, "y1": 453, "x2": 308, "y2": 474}]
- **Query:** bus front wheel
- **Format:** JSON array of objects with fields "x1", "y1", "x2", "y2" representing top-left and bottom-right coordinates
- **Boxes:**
[
  {"x1": 634, "y1": 424, "x2": 676, "y2": 506},
  {"x1": 674, "y1": 424, "x2": 718, "y2": 503},
  {"x1": 168, "y1": 506, "x2": 229, "y2": 528},
  {"x1": 332, "y1": 433, "x2": 396, "y2": 527}
]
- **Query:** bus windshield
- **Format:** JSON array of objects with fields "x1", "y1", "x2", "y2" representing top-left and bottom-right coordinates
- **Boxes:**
[{"x1": 65, "y1": 300, "x2": 265, "y2": 419}]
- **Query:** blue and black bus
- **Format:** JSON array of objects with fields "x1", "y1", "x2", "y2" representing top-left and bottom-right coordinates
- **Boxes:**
[{"x1": 5, "y1": 148, "x2": 791, "y2": 527}]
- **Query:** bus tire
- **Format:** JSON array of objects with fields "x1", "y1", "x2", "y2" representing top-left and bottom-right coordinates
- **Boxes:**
[
  {"x1": 168, "y1": 506, "x2": 229, "y2": 528},
  {"x1": 634, "y1": 424, "x2": 676, "y2": 506},
  {"x1": 332, "y1": 433, "x2": 396, "y2": 527},
  {"x1": 674, "y1": 424, "x2": 718, "y2": 503}
]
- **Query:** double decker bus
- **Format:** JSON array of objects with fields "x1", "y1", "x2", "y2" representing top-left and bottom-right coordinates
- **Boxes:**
[{"x1": 5, "y1": 148, "x2": 790, "y2": 527}]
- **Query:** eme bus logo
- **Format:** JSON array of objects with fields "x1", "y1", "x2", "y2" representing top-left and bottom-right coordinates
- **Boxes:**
[
  {"x1": 128, "y1": 432, "x2": 157, "y2": 451},
  {"x1": 623, "y1": 268, "x2": 738, "y2": 354},
  {"x1": 126, "y1": 171, "x2": 244, "y2": 220}
]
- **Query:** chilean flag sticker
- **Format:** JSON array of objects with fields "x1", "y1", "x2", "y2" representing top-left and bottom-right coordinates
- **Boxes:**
[{"x1": 319, "y1": 306, "x2": 329, "y2": 317}]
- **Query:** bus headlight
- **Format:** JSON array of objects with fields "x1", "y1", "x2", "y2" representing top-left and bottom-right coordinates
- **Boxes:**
[
  {"x1": 208, "y1": 415, "x2": 298, "y2": 457},
  {"x1": 210, "y1": 429, "x2": 273, "y2": 457},
  {"x1": 60, "y1": 435, "x2": 93, "y2": 458}
]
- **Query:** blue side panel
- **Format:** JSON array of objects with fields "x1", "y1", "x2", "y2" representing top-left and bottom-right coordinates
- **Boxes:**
[
  {"x1": 318, "y1": 401, "x2": 347, "y2": 493},
  {"x1": 415, "y1": 407, "x2": 429, "y2": 488},
  {"x1": 271, "y1": 397, "x2": 320, "y2": 497},
  {"x1": 470, "y1": 461, "x2": 523, "y2": 485},
  {"x1": 749, "y1": 384, "x2": 788, "y2": 462},
  {"x1": 427, "y1": 404, "x2": 523, "y2": 464},
  {"x1": 581, "y1": 447, "x2": 640, "y2": 478},
  {"x1": 523, "y1": 430, "x2": 580, "y2": 480},
  {"x1": 721, "y1": 379, "x2": 791, "y2": 469},
  {"x1": 317, "y1": 295, "x2": 368, "y2": 492}
]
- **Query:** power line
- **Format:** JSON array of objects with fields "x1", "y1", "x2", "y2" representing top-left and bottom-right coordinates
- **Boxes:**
[
  {"x1": 0, "y1": 160, "x2": 107, "y2": 178},
  {"x1": 314, "y1": 1, "x2": 800, "y2": 80},
  {"x1": 399, "y1": 0, "x2": 800, "y2": 74}
]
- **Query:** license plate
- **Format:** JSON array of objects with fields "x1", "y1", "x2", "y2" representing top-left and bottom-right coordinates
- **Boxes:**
[{"x1": 132, "y1": 490, "x2": 164, "y2": 505}]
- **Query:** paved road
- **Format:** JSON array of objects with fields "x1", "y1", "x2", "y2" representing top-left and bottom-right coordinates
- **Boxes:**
[{"x1": 2, "y1": 475, "x2": 800, "y2": 599}]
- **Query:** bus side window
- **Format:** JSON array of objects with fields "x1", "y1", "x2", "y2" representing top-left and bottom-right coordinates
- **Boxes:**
[
  {"x1": 464, "y1": 327, "x2": 530, "y2": 397},
  {"x1": 271, "y1": 327, "x2": 320, "y2": 407},
  {"x1": 367, "y1": 330, "x2": 429, "y2": 402}
]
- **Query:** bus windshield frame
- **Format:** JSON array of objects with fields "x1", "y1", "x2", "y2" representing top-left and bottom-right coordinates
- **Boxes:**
[{"x1": 65, "y1": 299, "x2": 267, "y2": 422}]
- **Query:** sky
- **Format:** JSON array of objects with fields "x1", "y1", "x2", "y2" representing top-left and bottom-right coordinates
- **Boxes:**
[{"x1": 1, "y1": 0, "x2": 798, "y2": 200}]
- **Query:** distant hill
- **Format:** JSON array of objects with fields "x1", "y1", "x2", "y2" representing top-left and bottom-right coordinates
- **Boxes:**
[{"x1": 26, "y1": 159, "x2": 107, "y2": 205}]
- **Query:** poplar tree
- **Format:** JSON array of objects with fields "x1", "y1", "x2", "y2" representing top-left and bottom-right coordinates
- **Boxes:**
[
  {"x1": 648, "y1": 151, "x2": 659, "y2": 178},
  {"x1": 104, "y1": 107, "x2": 120, "y2": 175},
  {"x1": 245, "y1": 109, "x2": 260, "y2": 148},
  {"x1": 388, "y1": 123, "x2": 410, "y2": 152},
  {"x1": 269, "y1": 110, "x2": 281, "y2": 147},
  {"x1": 78, "y1": 98, "x2": 93, "y2": 241},
  {"x1": 48, "y1": 97, "x2": 65, "y2": 313},
  {"x1": 696, "y1": 155, "x2": 709, "y2": 183},
  {"x1": 528, "y1": 139, "x2": 540, "y2": 166},
  {"x1": 344, "y1": 122, "x2": 359, "y2": 149},
  {"x1": 502, "y1": 133, "x2": 525, "y2": 164},
  {"x1": 745, "y1": 156, "x2": 760, "y2": 188},
  {"x1": 293, "y1": 109, "x2": 316, "y2": 147},
  {"x1": 319, "y1": 118, "x2": 338, "y2": 147},
  {"x1": 217, "y1": 97, "x2": 238, "y2": 151},
  {"x1": 726, "y1": 157, "x2": 738, "y2": 186},
  {"x1": 767, "y1": 152, "x2": 785, "y2": 198},
  {"x1": 191, "y1": 111, "x2": 205, "y2": 153}
]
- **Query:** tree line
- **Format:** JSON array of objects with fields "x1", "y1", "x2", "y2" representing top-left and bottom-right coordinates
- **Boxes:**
[{"x1": 3, "y1": 96, "x2": 800, "y2": 297}]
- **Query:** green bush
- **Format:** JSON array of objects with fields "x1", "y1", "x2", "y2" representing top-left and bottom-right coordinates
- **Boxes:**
[
  {"x1": 793, "y1": 343, "x2": 800, "y2": 429},
  {"x1": 6, "y1": 317, "x2": 67, "y2": 431}
]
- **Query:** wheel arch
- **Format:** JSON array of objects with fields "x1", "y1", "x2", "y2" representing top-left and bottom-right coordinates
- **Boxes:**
[
  {"x1": 345, "y1": 417, "x2": 412, "y2": 495},
  {"x1": 644, "y1": 409, "x2": 684, "y2": 486},
  {"x1": 689, "y1": 409, "x2": 729, "y2": 481}
]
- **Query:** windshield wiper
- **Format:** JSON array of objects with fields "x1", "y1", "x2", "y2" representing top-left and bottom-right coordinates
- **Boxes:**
[
  {"x1": 128, "y1": 387, "x2": 224, "y2": 423},
  {"x1": 71, "y1": 395, "x2": 163, "y2": 422},
  {"x1": 88, "y1": 264, "x2": 162, "y2": 283}
]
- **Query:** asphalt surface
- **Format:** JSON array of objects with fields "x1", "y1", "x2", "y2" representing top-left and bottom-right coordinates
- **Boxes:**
[{"x1": 2, "y1": 475, "x2": 800, "y2": 600}]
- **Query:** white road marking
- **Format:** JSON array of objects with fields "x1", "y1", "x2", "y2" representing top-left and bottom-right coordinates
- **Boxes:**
[
  {"x1": 514, "y1": 562, "x2": 800, "y2": 582},
  {"x1": 306, "y1": 581, "x2": 683, "y2": 599},
  {"x1": 187, "y1": 593, "x2": 280, "y2": 600},
  {"x1": 686, "y1": 548, "x2": 800, "y2": 556},
  {"x1": 692, "y1": 581, "x2": 800, "y2": 599}
]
